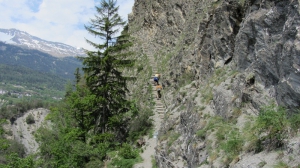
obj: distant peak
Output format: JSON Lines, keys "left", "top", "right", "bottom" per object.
{"left": 0, "top": 28, "right": 86, "bottom": 58}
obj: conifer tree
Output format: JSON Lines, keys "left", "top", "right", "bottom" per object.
{"left": 80, "top": 0, "right": 134, "bottom": 140}
{"left": 74, "top": 67, "right": 81, "bottom": 84}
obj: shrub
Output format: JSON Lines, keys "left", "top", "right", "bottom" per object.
{"left": 128, "top": 108, "right": 152, "bottom": 142}
{"left": 85, "top": 160, "right": 104, "bottom": 168}
{"left": 221, "top": 129, "right": 243, "bottom": 155}
{"left": 110, "top": 158, "right": 136, "bottom": 168}
{"left": 196, "top": 129, "right": 206, "bottom": 140}
{"left": 255, "top": 104, "right": 288, "bottom": 150}
{"left": 5, "top": 153, "right": 35, "bottom": 168}
{"left": 25, "top": 114, "right": 35, "bottom": 124}
{"left": 289, "top": 112, "right": 300, "bottom": 132}
{"left": 119, "top": 143, "right": 138, "bottom": 159}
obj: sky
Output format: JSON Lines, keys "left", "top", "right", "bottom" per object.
{"left": 0, "top": 0, "right": 135, "bottom": 50}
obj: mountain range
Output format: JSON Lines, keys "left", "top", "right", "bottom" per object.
{"left": 0, "top": 28, "right": 84, "bottom": 80}
{"left": 0, "top": 28, "right": 85, "bottom": 58}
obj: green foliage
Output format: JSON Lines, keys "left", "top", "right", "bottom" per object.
{"left": 0, "top": 153, "right": 34, "bottom": 168}
{"left": 0, "top": 119, "right": 33, "bottom": 167}
{"left": 258, "top": 161, "right": 267, "bottom": 168}
{"left": 0, "top": 99, "right": 48, "bottom": 120}
{"left": 196, "top": 116, "right": 243, "bottom": 165}
{"left": 109, "top": 158, "right": 137, "bottom": 168}
{"left": 178, "top": 72, "right": 194, "bottom": 87}
{"left": 128, "top": 106, "right": 153, "bottom": 142}
{"left": 35, "top": 1, "right": 143, "bottom": 167}
{"left": 107, "top": 145, "right": 141, "bottom": 168}
{"left": 85, "top": 160, "right": 104, "bottom": 168}
{"left": 196, "top": 129, "right": 206, "bottom": 140}
{"left": 289, "top": 112, "right": 300, "bottom": 132}
{"left": 25, "top": 114, "right": 35, "bottom": 124}
{"left": 167, "top": 133, "right": 180, "bottom": 147}
{"left": 36, "top": 102, "right": 116, "bottom": 167}
{"left": 242, "top": 104, "right": 295, "bottom": 153}
{"left": 119, "top": 143, "right": 138, "bottom": 159}
{"left": 255, "top": 104, "right": 288, "bottom": 150}
{"left": 0, "top": 64, "right": 68, "bottom": 91}
{"left": 80, "top": 0, "right": 134, "bottom": 137}
{"left": 151, "top": 156, "right": 158, "bottom": 168}
{"left": 136, "top": 64, "right": 144, "bottom": 73}
{"left": 200, "top": 86, "right": 213, "bottom": 104}
{"left": 274, "top": 161, "right": 289, "bottom": 168}
{"left": 0, "top": 120, "right": 10, "bottom": 152}
{"left": 237, "top": 0, "right": 246, "bottom": 6}
{"left": 220, "top": 129, "right": 243, "bottom": 155}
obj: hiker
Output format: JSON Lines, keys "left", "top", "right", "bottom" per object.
{"left": 153, "top": 73, "right": 160, "bottom": 85}
{"left": 155, "top": 83, "right": 163, "bottom": 100}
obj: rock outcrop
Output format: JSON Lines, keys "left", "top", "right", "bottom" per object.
{"left": 129, "top": 0, "right": 300, "bottom": 167}
{"left": 4, "top": 108, "right": 49, "bottom": 154}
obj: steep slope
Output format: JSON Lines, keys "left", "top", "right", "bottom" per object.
{"left": 129, "top": 0, "right": 300, "bottom": 167}
{"left": 0, "top": 28, "right": 85, "bottom": 58}
{"left": 134, "top": 48, "right": 166, "bottom": 168}
{"left": 3, "top": 108, "right": 50, "bottom": 154}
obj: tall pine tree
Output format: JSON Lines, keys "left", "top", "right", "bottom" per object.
{"left": 81, "top": 0, "right": 134, "bottom": 141}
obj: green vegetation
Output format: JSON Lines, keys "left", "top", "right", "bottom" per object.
{"left": 0, "top": 64, "right": 66, "bottom": 108}
{"left": 0, "top": 119, "right": 35, "bottom": 167}
{"left": 178, "top": 72, "right": 194, "bottom": 87}
{"left": 0, "top": 42, "right": 82, "bottom": 79}
{"left": 220, "top": 128, "right": 243, "bottom": 165}
{"left": 0, "top": 64, "right": 68, "bottom": 91}
{"left": 195, "top": 102, "right": 300, "bottom": 166}
{"left": 258, "top": 161, "right": 267, "bottom": 168}
{"left": 237, "top": 0, "right": 246, "bottom": 6}
{"left": 151, "top": 156, "right": 158, "bottom": 168}
{"left": 289, "top": 111, "right": 300, "bottom": 131}
{"left": 274, "top": 161, "right": 289, "bottom": 168}
{"left": 25, "top": 114, "right": 35, "bottom": 124}
{"left": 0, "top": 99, "right": 50, "bottom": 120}
{"left": 249, "top": 104, "right": 289, "bottom": 151}
{"left": 26, "top": 0, "right": 153, "bottom": 167}
{"left": 200, "top": 67, "right": 238, "bottom": 104}
{"left": 204, "top": 117, "right": 243, "bottom": 166}
{"left": 167, "top": 133, "right": 180, "bottom": 147}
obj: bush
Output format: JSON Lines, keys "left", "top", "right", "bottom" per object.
{"left": 255, "top": 104, "right": 288, "bottom": 150}
{"left": 85, "top": 160, "right": 104, "bottom": 168}
{"left": 221, "top": 129, "right": 243, "bottom": 155}
{"left": 196, "top": 129, "right": 206, "bottom": 140}
{"left": 128, "top": 108, "right": 152, "bottom": 142}
{"left": 289, "top": 112, "right": 300, "bottom": 132}
{"left": 110, "top": 158, "right": 136, "bottom": 168}
{"left": 119, "top": 143, "right": 138, "bottom": 159}
{"left": 25, "top": 114, "right": 35, "bottom": 124}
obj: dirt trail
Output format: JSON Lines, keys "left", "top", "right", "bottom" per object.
{"left": 134, "top": 55, "right": 166, "bottom": 168}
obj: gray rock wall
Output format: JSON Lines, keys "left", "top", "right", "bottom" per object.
{"left": 129, "top": 0, "right": 300, "bottom": 167}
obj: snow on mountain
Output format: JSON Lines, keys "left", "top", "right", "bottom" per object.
{"left": 0, "top": 28, "right": 85, "bottom": 58}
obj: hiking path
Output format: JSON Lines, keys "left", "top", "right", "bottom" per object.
{"left": 133, "top": 54, "right": 166, "bottom": 168}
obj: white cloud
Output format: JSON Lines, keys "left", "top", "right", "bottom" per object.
{"left": 0, "top": 0, "right": 135, "bottom": 50}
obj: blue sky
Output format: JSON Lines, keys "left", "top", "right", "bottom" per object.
{"left": 0, "top": 0, "right": 135, "bottom": 50}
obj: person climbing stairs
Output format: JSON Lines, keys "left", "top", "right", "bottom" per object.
{"left": 133, "top": 56, "right": 166, "bottom": 168}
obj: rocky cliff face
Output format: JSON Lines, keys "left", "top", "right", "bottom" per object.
{"left": 129, "top": 0, "right": 300, "bottom": 167}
